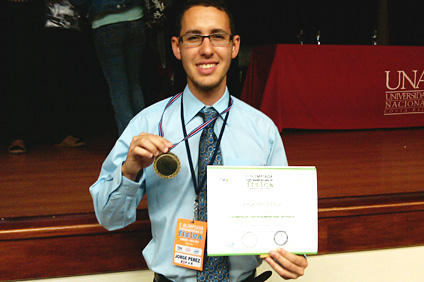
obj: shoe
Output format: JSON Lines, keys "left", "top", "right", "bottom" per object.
{"left": 8, "top": 139, "right": 27, "bottom": 154}
{"left": 56, "top": 135, "right": 86, "bottom": 148}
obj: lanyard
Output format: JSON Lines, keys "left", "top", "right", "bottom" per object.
{"left": 158, "top": 92, "right": 231, "bottom": 151}
{"left": 180, "top": 95, "right": 232, "bottom": 196}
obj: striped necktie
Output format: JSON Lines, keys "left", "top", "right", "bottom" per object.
{"left": 197, "top": 107, "right": 230, "bottom": 282}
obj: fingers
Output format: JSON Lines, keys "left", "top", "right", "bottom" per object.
{"left": 130, "top": 133, "right": 173, "bottom": 158}
{"left": 264, "top": 248, "right": 308, "bottom": 280}
{"left": 122, "top": 133, "right": 173, "bottom": 180}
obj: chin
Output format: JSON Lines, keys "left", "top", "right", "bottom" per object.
{"left": 198, "top": 83, "right": 219, "bottom": 91}
{"left": 192, "top": 78, "right": 225, "bottom": 92}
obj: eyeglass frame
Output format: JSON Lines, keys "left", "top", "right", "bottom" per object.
{"left": 179, "top": 32, "right": 234, "bottom": 47}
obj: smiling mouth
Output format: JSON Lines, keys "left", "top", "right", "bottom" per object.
{"left": 198, "top": 63, "right": 217, "bottom": 69}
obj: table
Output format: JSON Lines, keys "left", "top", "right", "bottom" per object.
{"left": 241, "top": 44, "right": 424, "bottom": 130}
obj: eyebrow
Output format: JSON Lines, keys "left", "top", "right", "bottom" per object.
{"left": 183, "top": 28, "right": 229, "bottom": 35}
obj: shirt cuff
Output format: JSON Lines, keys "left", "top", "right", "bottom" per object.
{"left": 114, "top": 163, "right": 143, "bottom": 197}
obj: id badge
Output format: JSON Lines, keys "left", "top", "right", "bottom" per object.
{"left": 173, "top": 218, "right": 207, "bottom": 271}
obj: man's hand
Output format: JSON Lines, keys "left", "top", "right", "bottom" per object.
{"left": 122, "top": 133, "right": 173, "bottom": 181}
{"left": 264, "top": 248, "right": 308, "bottom": 280}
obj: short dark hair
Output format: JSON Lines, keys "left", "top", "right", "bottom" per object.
{"left": 175, "top": 0, "right": 236, "bottom": 36}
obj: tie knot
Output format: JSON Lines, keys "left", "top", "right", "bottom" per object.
{"left": 200, "top": 107, "right": 218, "bottom": 122}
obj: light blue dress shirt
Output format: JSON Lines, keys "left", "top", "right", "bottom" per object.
{"left": 90, "top": 86, "right": 288, "bottom": 282}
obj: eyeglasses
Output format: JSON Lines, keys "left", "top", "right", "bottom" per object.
{"left": 179, "top": 32, "right": 233, "bottom": 47}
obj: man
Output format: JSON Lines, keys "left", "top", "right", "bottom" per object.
{"left": 90, "top": 0, "right": 308, "bottom": 281}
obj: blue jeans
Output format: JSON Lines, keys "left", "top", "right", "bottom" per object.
{"left": 93, "top": 18, "right": 147, "bottom": 135}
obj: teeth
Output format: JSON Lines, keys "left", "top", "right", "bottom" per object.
{"left": 199, "top": 64, "right": 216, "bottom": 69}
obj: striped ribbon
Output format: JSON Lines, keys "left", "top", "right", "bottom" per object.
{"left": 158, "top": 92, "right": 233, "bottom": 149}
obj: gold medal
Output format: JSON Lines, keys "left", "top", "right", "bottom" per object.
{"left": 153, "top": 152, "right": 181, "bottom": 179}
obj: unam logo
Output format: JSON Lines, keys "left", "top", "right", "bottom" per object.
{"left": 384, "top": 70, "right": 424, "bottom": 115}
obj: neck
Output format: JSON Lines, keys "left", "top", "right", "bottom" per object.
{"left": 187, "top": 83, "right": 227, "bottom": 106}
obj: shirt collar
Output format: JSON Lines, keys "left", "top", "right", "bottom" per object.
{"left": 182, "top": 86, "right": 231, "bottom": 125}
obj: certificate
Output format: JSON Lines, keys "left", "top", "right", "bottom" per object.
{"left": 207, "top": 166, "right": 318, "bottom": 256}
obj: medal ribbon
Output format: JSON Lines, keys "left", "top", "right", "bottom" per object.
{"left": 158, "top": 92, "right": 183, "bottom": 138}
{"left": 158, "top": 92, "right": 233, "bottom": 150}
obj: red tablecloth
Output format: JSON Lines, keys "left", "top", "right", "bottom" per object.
{"left": 241, "top": 44, "right": 424, "bottom": 130}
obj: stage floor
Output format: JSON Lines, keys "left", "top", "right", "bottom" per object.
{"left": 1, "top": 127, "right": 424, "bottom": 219}
{"left": 1, "top": 136, "right": 117, "bottom": 219}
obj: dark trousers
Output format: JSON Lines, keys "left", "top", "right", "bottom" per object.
{"left": 154, "top": 270, "right": 256, "bottom": 282}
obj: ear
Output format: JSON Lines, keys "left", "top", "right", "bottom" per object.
{"left": 171, "top": 36, "right": 182, "bottom": 60}
{"left": 231, "top": 35, "right": 241, "bottom": 59}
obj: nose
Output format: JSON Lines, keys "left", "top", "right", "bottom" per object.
{"left": 199, "top": 37, "right": 214, "bottom": 57}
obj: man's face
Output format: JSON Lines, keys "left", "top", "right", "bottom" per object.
{"left": 172, "top": 6, "right": 240, "bottom": 97}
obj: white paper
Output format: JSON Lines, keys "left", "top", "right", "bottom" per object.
{"left": 207, "top": 166, "right": 318, "bottom": 256}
